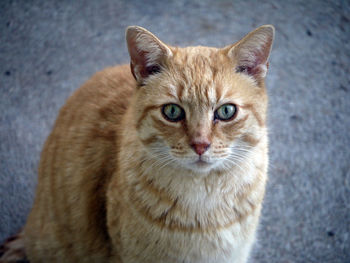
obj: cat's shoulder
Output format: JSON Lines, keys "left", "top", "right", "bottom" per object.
{"left": 78, "top": 64, "right": 135, "bottom": 97}
{"left": 51, "top": 64, "right": 135, "bottom": 139}
{"left": 61, "top": 64, "right": 135, "bottom": 116}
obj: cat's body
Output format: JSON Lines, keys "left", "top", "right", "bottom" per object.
{"left": 23, "top": 26, "right": 274, "bottom": 263}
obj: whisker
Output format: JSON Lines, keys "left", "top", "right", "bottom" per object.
{"left": 171, "top": 151, "right": 186, "bottom": 155}
{"left": 158, "top": 158, "right": 175, "bottom": 170}
{"left": 224, "top": 158, "right": 245, "bottom": 174}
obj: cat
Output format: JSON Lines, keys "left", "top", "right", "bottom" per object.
{"left": 20, "top": 25, "right": 274, "bottom": 263}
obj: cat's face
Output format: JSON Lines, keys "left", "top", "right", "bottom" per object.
{"left": 134, "top": 47, "right": 267, "bottom": 174}
{"left": 126, "top": 26, "right": 274, "bottom": 174}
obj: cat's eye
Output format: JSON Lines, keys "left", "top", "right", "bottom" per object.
{"left": 162, "top": 104, "right": 185, "bottom": 122}
{"left": 215, "top": 104, "right": 237, "bottom": 121}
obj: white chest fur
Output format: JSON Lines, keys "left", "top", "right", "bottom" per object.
{"left": 118, "top": 205, "right": 260, "bottom": 263}
{"left": 112, "top": 139, "right": 267, "bottom": 263}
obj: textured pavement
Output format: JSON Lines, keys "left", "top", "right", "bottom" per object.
{"left": 1, "top": 0, "right": 350, "bottom": 262}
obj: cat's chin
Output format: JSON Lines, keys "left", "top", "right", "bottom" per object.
{"left": 181, "top": 158, "right": 218, "bottom": 174}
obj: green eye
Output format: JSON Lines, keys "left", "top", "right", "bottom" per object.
{"left": 215, "top": 104, "right": 237, "bottom": 121}
{"left": 162, "top": 104, "right": 185, "bottom": 122}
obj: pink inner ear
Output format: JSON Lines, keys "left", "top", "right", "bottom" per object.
{"left": 130, "top": 46, "right": 161, "bottom": 79}
{"left": 127, "top": 34, "right": 151, "bottom": 80}
{"left": 236, "top": 45, "right": 269, "bottom": 77}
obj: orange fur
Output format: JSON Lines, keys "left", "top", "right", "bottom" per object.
{"left": 24, "top": 25, "right": 274, "bottom": 263}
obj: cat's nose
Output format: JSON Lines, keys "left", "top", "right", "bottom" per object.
{"left": 190, "top": 142, "right": 211, "bottom": 156}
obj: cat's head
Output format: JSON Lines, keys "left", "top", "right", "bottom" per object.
{"left": 126, "top": 25, "right": 274, "bottom": 174}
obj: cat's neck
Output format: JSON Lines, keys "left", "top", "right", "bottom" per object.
{"left": 116, "top": 147, "right": 265, "bottom": 232}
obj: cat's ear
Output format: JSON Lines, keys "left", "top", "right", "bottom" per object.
{"left": 228, "top": 25, "right": 275, "bottom": 80}
{"left": 126, "top": 26, "right": 173, "bottom": 83}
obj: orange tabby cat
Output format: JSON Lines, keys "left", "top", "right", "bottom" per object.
{"left": 23, "top": 25, "right": 274, "bottom": 263}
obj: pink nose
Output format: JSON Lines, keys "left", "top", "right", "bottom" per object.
{"left": 191, "top": 142, "right": 211, "bottom": 156}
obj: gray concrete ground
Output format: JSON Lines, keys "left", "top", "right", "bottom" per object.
{"left": 1, "top": 0, "right": 349, "bottom": 262}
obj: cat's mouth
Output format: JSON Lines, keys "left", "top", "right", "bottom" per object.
{"left": 195, "top": 159, "right": 210, "bottom": 165}
{"left": 193, "top": 157, "right": 212, "bottom": 168}
{"left": 176, "top": 155, "right": 216, "bottom": 172}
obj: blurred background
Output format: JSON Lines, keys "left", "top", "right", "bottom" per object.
{"left": 1, "top": 0, "right": 349, "bottom": 262}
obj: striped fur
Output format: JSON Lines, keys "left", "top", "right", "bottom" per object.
{"left": 23, "top": 25, "right": 274, "bottom": 263}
